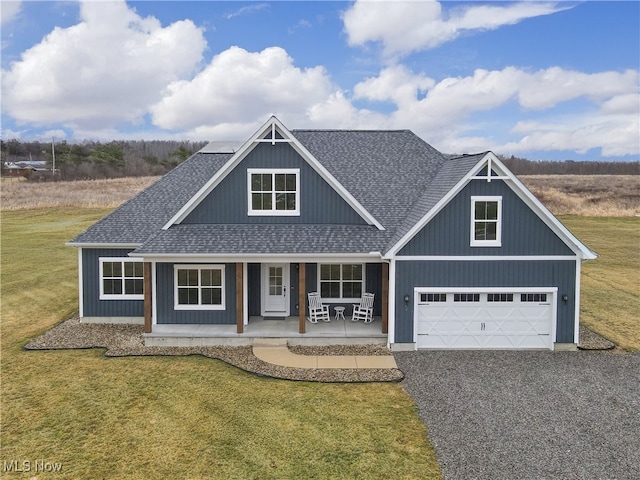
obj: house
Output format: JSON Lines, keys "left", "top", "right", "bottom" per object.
{"left": 68, "top": 116, "right": 596, "bottom": 350}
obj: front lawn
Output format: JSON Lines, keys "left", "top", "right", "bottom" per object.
{"left": 0, "top": 208, "right": 441, "bottom": 479}
{"left": 561, "top": 216, "right": 640, "bottom": 351}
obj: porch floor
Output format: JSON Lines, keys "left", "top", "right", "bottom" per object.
{"left": 144, "top": 316, "right": 387, "bottom": 347}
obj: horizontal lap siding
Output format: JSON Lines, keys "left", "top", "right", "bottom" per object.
{"left": 156, "top": 263, "right": 236, "bottom": 324}
{"left": 399, "top": 179, "right": 574, "bottom": 256}
{"left": 183, "top": 142, "right": 366, "bottom": 225}
{"left": 394, "top": 260, "right": 576, "bottom": 343}
{"left": 82, "top": 248, "right": 144, "bottom": 317}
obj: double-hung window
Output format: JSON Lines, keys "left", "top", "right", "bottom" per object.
{"left": 99, "top": 258, "right": 144, "bottom": 300}
{"left": 319, "top": 264, "right": 364, "bottom": 301}
{"left": 471, "top": 196, "right": 502, "bottom": 247}
{"left": 248, "top": 168, "right": 300, "bottom": 215}
{"left": 174, "top": 265, "right": 225, "bottom": 310}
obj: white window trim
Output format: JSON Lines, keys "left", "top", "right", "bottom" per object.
{"left": 174, "top": 264, "right": 226, "bottom": 311}
{"left": 470, "top": 196, "right": 502, "bottom": 247}
{"left": 99, "top": 257, "right": 144, "bottom": 300}
{"left": 247, "top": 168, "right": 300, "bottom": 216}
{"left": 318, "top": 263, "right": 366, "bottom": 303}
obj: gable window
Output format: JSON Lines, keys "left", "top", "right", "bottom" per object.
{"left": 99, "top": 258, "right": 144, "bottom": 300}
{"left": 319, "top": 264, "right": 364, "bottom": 301}
{"left": 471, "top": 196, "right": 502, "bottom": 247}
{"left": 248, "top": 169, "right": 300, "bottom": 216}
{"left": 174, "top": 265, "right": 225, "bottom": 310}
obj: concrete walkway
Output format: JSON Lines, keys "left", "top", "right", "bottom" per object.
{"left": 252, "top": 338, "right": 398, "bottom": 369}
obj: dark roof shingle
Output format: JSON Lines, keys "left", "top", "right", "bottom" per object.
{"left": 70, "top": 129, "right": 484, "bottom": 255}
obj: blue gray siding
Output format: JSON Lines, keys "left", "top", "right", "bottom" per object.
{"left": 183, "top": 142, "right": 366, "bottom": 225}
{"left": 155, "top": 263, "right": 236, "bottom": 324}
{"left": 394, "top": 260, "right": 577, "bottom": 344}
{"left": 399, "top": 179, "right": 575, "bottom": 256}
{"left": 81, "top": 248, "right": 144, "bottom": 317}
{"left": 246, "top": 262, "right": 383, "bottom": 317}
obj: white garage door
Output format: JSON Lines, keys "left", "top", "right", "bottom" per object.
{"left": 416, "top": 290, "right": 555, "bottom": 350}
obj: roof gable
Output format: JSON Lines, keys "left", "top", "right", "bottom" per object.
{"left": 164, "top": 116, "right": 384, "bottom": 230}
{"left": 180, "top": 141, "right": 368, "bottom": 225}
{"left": 386, "top": 152, "right": 597, "bottom": 259}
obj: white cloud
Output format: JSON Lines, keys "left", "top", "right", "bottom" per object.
{"left": 1, "top": 0, "right": 206, "bottom": 130}
{"left": 351, "top": 65, "right": 640, "bottom": 156}
{"left": 342, "top": 0, "right": 567, "bottom": 58}
{"left": 1, "top": 1, "right": 21, "bottom": 25}
{"left": 502, "top": 112, "right": 640, "bottom": 157}
{"left": 150, "top": 46, "right": 336, "bottom": 133}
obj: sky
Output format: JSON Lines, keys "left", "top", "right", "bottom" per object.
{"left": 1, "top": 0, "right": 638, "bottom": 161}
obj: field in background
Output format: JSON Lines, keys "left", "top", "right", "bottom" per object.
{"left": 2, "top": 174, "right": 639, "bottom": 215}
{"left": 0, "top": 176, "right": 159, "bottom": 210}
{"left": 521, "top": 175, "right": 640, "bottom": 217}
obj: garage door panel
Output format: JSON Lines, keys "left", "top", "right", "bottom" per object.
{"left": 416, "top": 291, "right": 554, "bottom": 350}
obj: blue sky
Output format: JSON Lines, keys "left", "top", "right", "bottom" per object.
{"left": 1, "top": 1, "right": 638, "bottom": 161}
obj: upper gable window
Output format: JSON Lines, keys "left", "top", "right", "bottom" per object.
{"left": 471, "top": 196, "right": 502, "bottom": 247}
{"left": 247, "top": 168, "right": 300, "bottom": 216}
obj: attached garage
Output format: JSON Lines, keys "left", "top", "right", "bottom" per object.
{"left": 415, "top": 288, "right": 557, "bottom": 350}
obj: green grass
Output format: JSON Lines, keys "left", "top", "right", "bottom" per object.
{"left": 561, "top": 216, "right": 640, "bottom": 351}
{"left": 1, "top": 208, "right": 441, "bottom": 479}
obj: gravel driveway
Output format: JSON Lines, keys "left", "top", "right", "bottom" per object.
{"left": 395, "top": 350, "right": 640, "bottom": 480}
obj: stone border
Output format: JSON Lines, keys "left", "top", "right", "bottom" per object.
{"left": 23, "top": 317, "right": 404, "bottom": 383}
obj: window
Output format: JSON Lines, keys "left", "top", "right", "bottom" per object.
{"left": 487, "top": 293, "right": 513, "bottom": 302}
{"left": 99, "top": 258, "right": 144, "bottom": 300}
{"left": 248, "top": 169, "right": 300, "bottom": 215}
{"left": 454, "top": 293, "right": 480, "bottom": 302}
{"left": 319, "top": 264, "right": 364, "bottom": 300}
{"left": 471, "top": 196, "right": 502, "bottom": 247}
{"left": 174, "top": 265, "right": 225, "bottom": 310}
{"left": 420, "top": 293, "right": 447, "bottom": 303}
{"left": 521, "top": 293, "right": 548, "bottom": 303}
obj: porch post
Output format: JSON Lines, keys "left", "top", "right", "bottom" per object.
{"left": 236, "top": 263, "right": 243, "bottom": 334}
{"left": 382, "top": 262, "right": 389, "bottom": 334}
{"left": 299, "top": 263, "right": 306, "bottom": 334}
{"left": 143, "top": 262, "right": 152, "bottom": 334}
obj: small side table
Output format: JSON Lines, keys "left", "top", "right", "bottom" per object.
{"left": 334, "top": 306, "right": 346, "bottom": 321}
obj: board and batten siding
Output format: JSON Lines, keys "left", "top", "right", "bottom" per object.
{"left": 393, "top": 260, "right": 577, "bottom": 344}
{"left": 81, "top": 248, "right": 144, "bottom": 317}
{"left": 246, "top": 263, "right": 383, "bottom": 317}
{"left": 182, "top": 142, "right": 366, "bottom": 225}
{"left": 399, "top": 179, "right": 575, "bottom": 256}
{"left": 155, "top": 263, "right": 236, "bottom": 324}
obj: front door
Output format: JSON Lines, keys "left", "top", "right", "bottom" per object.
{"left": 262, "top": 263, "right": 289, "bottom": 316}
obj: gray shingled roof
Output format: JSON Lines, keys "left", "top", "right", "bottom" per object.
{"left": 134, "top": 224, "right": 390, "bottom": 255}
{"left": 292, "top": 130, "right": 448, "bottom": 232}
{"left": 70, "top": 129, "right": 485, "bottom": 256}
{"left": 71, "top": 152, "right": 233, "bottom": 245}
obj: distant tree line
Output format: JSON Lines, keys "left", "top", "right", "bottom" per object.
{"left": 1, "top": 139, "right": 638, "bottom": 180}
{"left": 499, "top": 155, "right": 639, "bottom": 175}
{"left": 1, "top": 139, "right": 207, "bottom": 180}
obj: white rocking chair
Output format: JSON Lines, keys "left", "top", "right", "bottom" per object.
{"left": 351, "top": 293, "right": 375, "bottom": 323}
{"left": 308, "top": 292, "right": 330, "bottom": 323}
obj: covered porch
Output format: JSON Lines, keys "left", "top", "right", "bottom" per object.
{"left": 142, "top": 259, "right": 390, "bottom": 342}
{"left": 144, "top": 315, "right": 387, "bottom": 347}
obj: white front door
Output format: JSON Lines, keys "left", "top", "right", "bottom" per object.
{"left": 262, "top": 263, "right": 289, "bottom": 316}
